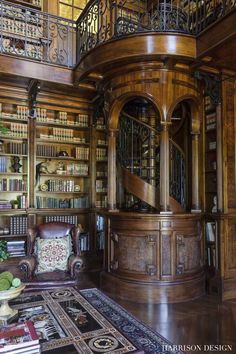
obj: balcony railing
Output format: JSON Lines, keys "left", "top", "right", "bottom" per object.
{"left": 0, "top": 0, "right": 235, "bottom": 67}
{"left": 77, "top": 0, "right": 236, "bottom": 61}
{"left": 0, "top": 0, "right": 76, "bottom": 67}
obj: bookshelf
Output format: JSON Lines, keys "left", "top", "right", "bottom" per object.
{"left": 0, "top": 100, "right": 29, "bottom": 265}
{"left": 204, "top": 95, "right": 220, "bottom": 294}
{"left": 1, "top": 1, "right": 46, "bottom": 61}
{"left": 205, "top": 95, "right": 217, "bottom": 213}
{"left": 95, "top": 117, "right": 108, "bottom": 209}
{"left": 35, "top": 108, "right": 90, "bottom": 210}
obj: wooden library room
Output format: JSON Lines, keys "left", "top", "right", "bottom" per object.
{"left": 0, "top": 0, "right": 235, "bottom": 353}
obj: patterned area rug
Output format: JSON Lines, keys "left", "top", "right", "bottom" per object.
{"left": 9, "top": 287, "right": 184, "bottom": 354}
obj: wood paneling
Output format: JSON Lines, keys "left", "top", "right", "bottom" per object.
{"left": 75, "top": 33, "right": 196, "bottom": 83}
{"left": 101, "top": 212, "right": 205, "bottom": 303}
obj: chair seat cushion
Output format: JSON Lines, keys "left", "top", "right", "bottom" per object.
{"left": 35, "top": 236, "right": 72, "bottom": 274}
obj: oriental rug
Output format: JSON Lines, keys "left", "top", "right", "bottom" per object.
{"left": 10, "top": 287, "right": 184, "bottom": 354}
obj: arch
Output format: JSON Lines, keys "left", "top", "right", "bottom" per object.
{"left": 108, "top": 91, "right": 163, "bottom": 130}
{"left": 167, "top": 94, "right": 202, "bottom": 134}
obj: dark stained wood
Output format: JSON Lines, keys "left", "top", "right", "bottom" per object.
{"left": 100, "top": 212, "right": 205, "bottom": 303}
{"left": 0, "top": 55, "right": 73, "bottom": 85}
{"left": 70, "top": 272, "right": 236, "bottom": 354}
{"left": 75, "top": 33, "right": 197, "bottom": 83}
{"left": 196, "top": 10, "right": 236, "bottom": 72}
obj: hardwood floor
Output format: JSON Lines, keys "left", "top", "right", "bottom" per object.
{"left": 78, "top": 273, "right": 236, "bottom": 354}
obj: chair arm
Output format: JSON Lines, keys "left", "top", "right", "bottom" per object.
{"left": 68, "top": 254, "right": 84, "bottom": 279}
{"left": 19, "top": 256, "right": 37, "bottom": 280}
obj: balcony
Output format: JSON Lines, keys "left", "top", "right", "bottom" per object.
{"left": 0, "top": 0, "right": 235, "bottom": 74}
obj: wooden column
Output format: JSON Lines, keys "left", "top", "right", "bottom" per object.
{"left": 160, "top": 122, "right": 171, "bottom": 213}
{"left": 27, "top": 116, "right": 36, "bottom": 208}
{"left": 108, "top": 129, "right": 118, "bottom": 211}
{"left": 191, "top": 133, "right": 201, "bottom": 212}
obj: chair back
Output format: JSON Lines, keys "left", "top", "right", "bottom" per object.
{"left": 36, "top": 222, "right": 74, "bottom": 239}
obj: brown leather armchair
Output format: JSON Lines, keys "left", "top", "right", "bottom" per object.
{"left": 19, "top": 222, "right": 84, "bottom": 290}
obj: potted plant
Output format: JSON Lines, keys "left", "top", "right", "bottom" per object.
{"left": 11, "top": 200, "right": 19, "bottom": 209}
{"left": 0, "top": 241, "right": 9, "bottom": 262}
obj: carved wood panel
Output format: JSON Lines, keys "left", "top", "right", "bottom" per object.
{"left": 112, "top": 232, "right": 157, "bottom": 275}
{"left": 176, "top": 233, "right": 201, "bottom": 275}
{"left": 227, "top": 222, "right": 236, "bottom": 273}
{"left": 161, "top": 233, "right": 172, "bottom": 276}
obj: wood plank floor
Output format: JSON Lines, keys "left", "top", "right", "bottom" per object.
{"left": 78, "top": 273, "right": 236, "bottom": 354}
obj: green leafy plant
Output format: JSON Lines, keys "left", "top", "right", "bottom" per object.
{"left": 0, "top": 241, "right": 9, "bottom": 262}
{"left": 0, "top": 120, "right": 9, "bottom": 134}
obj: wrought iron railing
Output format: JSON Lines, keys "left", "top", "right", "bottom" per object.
{"left": 0, "top": 0, "right": 76, "bottom": 67}
{"left": 0, "top": 0, "right": 235, "bottom": 66}
{"left": 118, "top": 112, "right": 186, "bottom": 208}
{"left": 77, "top": 0, "right": 236, "bottom": 61}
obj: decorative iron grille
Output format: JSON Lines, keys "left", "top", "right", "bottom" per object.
{"left": 118, "top": 111, "right": 186, "bottom": 209}
{"left": 77, "top": 0, "right": 236, "bottom": 61}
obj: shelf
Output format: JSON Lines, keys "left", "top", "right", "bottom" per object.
{"left": 0, "top": 116, "right": 28, "bottom": 123}
{"left": 35, "top": 208, "right": 90, "bottom": 214}
{"left": 36, "top": 121, "right": 89, "bottom": 130}
{"left": 36, "top": 191, "right": 88, "bottom": 194}
{"left": 39, "top": 173, "right": 90, "bottom": 178}
{"left": 0, "top": 209, "right": 27, "bottom": 214}
{"left": 37, "top": 156, "right": 89, "bottom": 162}
{"left": 0, "top": 172, "right": 27, "bottom": 176}
{"left": 0, "top": 153, "right": 27, "bottom": 157}
{"left": 0, "top": 191, "right": 27, "bottom": 193}
{"left": 37, "top": 139, "right": 89, "bottom": 146}
{"left": 0, "top": 136, "right": 27, "bottom": 141}
{"left": 205, "top": 170, "right": 217, "bottom": 174}
{"left": 0, "top": 234, "right": 27, "bottom": 238}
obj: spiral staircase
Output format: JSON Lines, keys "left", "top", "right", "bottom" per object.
{"left": 117, "top": 112, "right": 186, "bottom": 212}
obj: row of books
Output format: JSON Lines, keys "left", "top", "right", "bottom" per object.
{"left": 10, "top": 216, "right": 28, "bottom": 235}
{"left": 0, "top": 320, "right": 40, "bottom": 354}
{"left": 45, "top": 215, "right": 78, "bottom": 225}
{"left": 75, "top": 147, "right": 89, "bottom": 160}
{"left": 0, "top": 200, "right": 12, "bottom": 209}
{"left": 0, "top": 106, "right": 28, "bottom": 121}
{"left": 96, "top": 148, "right": 107, "bottom": 161}
{"left": 0, "top": 179, "right": 27, "bottom": 192}
{"left": 206, "top": 222, "right": 216, "bottom": 242}
{"left": 44, "top": 179, "right": 78, "bottom": 193}
{"left": 7, "top": 239, "right": 26, "bottom": 257}
{"left": 208, "top": 141, "right": 216, "bottom": 150}
{"left": 3, "top": 123, "right": 27, "bottom": 138}
{"left": 36, "top": 111, "right": 89, "bottom": 127}
{"left": 39, "top": 132, "right": 86, "bottom": 143}
{"left": 4, "top": 142, "right": 28, "bottom": 155}
{"left": 95, "top": 180, "right": 107, "bottom": 192}
{"left": 79, "top": 232, "right": 89, "bottom": 251}
{"left": 0, "top": 157, "right": 7, "bottom": 172}
{"left": 36, "top": 196, "right": 89, "bottom": 209}
{"left": 63, "top": 163, "right": 89, "bottom": 176}
{"left": 95, "top": 196, "right": 108, "bottom": 209}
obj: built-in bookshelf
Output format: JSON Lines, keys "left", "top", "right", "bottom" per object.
{"left": 0, "top": 92, "right": 107, "bottom": 273}
{"left": 204, "top": 95, "right": 220, "bottom": 294}
{"left": 1, "top": 1, "right": 44, "bottom": 60}
{"left": 205, "top": 95, "right": 217, "bottom": 213}
{"left": 35, "top": 108, "right": 90, "bottom": 210}
{"left": 96, "top": 117, "right": 108, "bottom": 209}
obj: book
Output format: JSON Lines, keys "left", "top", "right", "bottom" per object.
{"left": 206, "top": 222, "right": 216, "bottom": 242}
{"left": 0, "top": 321, "right": 39, "bottom": 353}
